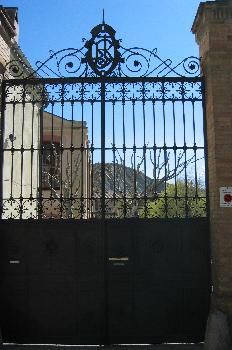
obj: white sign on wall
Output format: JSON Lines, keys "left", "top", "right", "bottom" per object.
{"left": 220, "top": 187, "right": 232, "bottom": 207}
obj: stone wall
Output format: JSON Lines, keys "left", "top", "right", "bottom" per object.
{"left": 0, "top": 6, "right": 18, "bottom": 75}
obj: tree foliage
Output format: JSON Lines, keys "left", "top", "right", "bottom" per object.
{"left": 139, "top": 179, "right": 206, "bottom": 218}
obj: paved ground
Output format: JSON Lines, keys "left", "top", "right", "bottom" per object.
{"left": 2, "top": 345, "right": 204, "bottom": 350}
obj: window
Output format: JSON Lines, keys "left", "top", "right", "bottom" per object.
{"left": 42, "top": 142, "right": 60, "bottom": 190}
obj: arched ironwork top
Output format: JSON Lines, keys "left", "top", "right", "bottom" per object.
{"left": 4, "top": 21, "right": 201, "bottom": 79}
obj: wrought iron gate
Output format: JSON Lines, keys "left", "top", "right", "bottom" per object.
{"left": 0, "top": 20, "right": 210, "bottom": 344}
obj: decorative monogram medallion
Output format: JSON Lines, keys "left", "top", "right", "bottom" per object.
{"left": 83, "top": 23, "right": 123, "bottom": 76}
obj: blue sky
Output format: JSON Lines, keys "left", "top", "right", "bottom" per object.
{"left": 4, "top": 0, "right": 203, "bottom": 67}
{"left": 4, "top": 0, "right": 206, "bottom": 183}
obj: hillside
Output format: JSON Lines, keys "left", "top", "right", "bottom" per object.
{"left": 93, "top": 163, "right": 164, "bottom": 196}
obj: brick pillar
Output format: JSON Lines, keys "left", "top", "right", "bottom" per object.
{"left": 192, "top": 0, "right": 232, "bottom": 346}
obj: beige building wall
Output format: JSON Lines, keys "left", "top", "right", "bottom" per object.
{"left": 2, "top": 89, "right": 40, "bottom": 218}
{"left": 0, "top": 7, "right": 41, "bottom": 219}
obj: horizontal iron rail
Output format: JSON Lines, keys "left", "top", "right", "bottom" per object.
{"left": 2, "top": 195, "right": 207, "bottom": 203}
{"left": 2, "top": 146, "right": 205, "bottom": 151}
{"left": 4, "top": 98, "right": 204, "bottom": 105}
{"left": 4, "top": 76, "right": 204, "bottom": 86}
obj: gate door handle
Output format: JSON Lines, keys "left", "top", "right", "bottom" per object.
{"left": 108, "top": 257, "right": 129, "bottom": 261}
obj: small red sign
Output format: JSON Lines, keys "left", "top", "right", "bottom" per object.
{"left": 224, "top": 194, "right": 232, "bottom": 203}
{"left": 220, "top": 187, "right": 232, "bottom": 207}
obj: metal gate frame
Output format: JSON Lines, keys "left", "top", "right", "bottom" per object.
{"left": 0, "top": 19, "right": 211, "bottom": 345}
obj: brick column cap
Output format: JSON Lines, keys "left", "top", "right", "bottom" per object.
{"left": 192, "top": 0, "right": 232, "bottom": 36}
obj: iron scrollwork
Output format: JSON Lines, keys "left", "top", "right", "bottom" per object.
{"left": 119, "top": 47, "right": 200, "bottom": 77}
{"left": 4, "top": 21, "right": 201, "bottom": 78}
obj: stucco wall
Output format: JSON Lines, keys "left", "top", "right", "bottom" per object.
{"left": 2, "top": 85, "right": 40, "bottom": 218}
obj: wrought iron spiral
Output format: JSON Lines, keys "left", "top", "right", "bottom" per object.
{"left": 4, "top": 22, "right": 201, "bottom": 79}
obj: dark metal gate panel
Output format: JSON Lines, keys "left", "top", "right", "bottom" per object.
{"left": 0, "top": 218, "right": 210, "bottom": 344}
{"left": 107, "top": 218, "right": 210, "bottom": 344}
{"left": 0, "top": 220, "right": 105, "bottom": 344}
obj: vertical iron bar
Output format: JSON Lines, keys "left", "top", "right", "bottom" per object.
{"left": 20, "top": 83, "right": 26, "bottom": 219}
{"left": 152, "top": 100, "right": 157, "bottom": 198}
{"left": 0, "top": 81, "right": 6, "bottom": 219}
{"left": 60, "top": 84, "right": 64, "bottom": 218}
{"left": 172, "top": 100, "right": 178, "bottom": 217}
{"left": 91, "top": 101, "right": 94, "bottom": 218}
{"left": 86, "top": 141, "right": 90, "bottom": 219}
{"left": 70, "top": 99, "right": 74, "bottom": 217}
{"left": 201, "top": 78, "right": 210, "bottom": 218}
{"left": 192, "top": 99, "right": 198, "bottom": 213}
{"left": 50, "top": 102, "right": 54, "bottom": 202}
{"left": 30, "top": 101, "right": 35, "bottom": 218}
{"left": 101, "top": 81, "right": 108, "bottom": 345}
{"left": 182, "top": 83, "right": 188, "bottom": 217}
{"left": 132, "top": 100, "right": 136, "bottom": 200}
{"left": 162, "top": 84, "right": 167, "bottom": 218}
{"left": 81, "top": 96, "right": 84, "bottom": 219}
{"left": 101, "top": 82, "right": 106, "bottom": 218}
{"left": 10, "top": 102, "right": 16, "bottom": 204}
{"left": 38, "top": 83, "right": 44, "bottom": 219}
{"left": 142, "top": 87, "right": 147, "bottom": 217}
{"left": 112, "top": 100, "right": 116, "bottom": 216}
{"left": 122, "top": 86, "right": 126, "bottom": 218}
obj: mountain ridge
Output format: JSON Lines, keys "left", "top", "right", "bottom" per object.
{"left": 93, "top": 162, "right": 164, "bottom": 196}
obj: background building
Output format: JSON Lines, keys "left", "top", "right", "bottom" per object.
{"left": 0, "top": 6, "right": 91, "bottom": 219}
{"left": 42, "top": 111, "right": 91, "bottom": 219}
{"left": 0, "top": 6, "right": 40, "bottom": 219}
